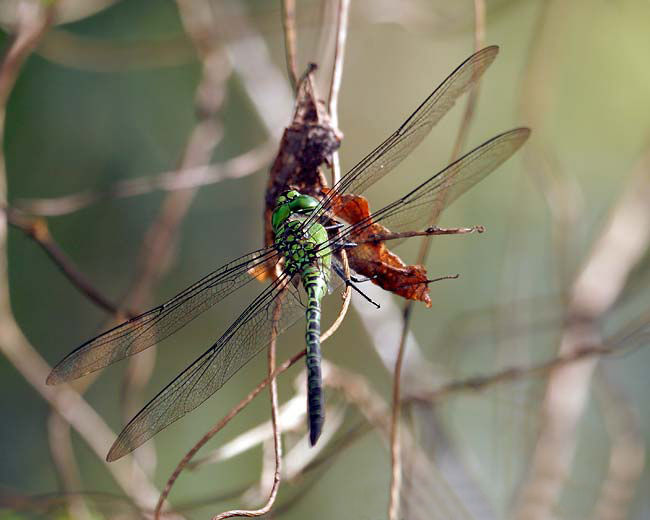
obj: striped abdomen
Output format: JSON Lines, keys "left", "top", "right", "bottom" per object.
{"left": 302, "top": 265, "right": 327, "bottom": 446}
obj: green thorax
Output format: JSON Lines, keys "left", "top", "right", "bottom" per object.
{"left": 271, "top": 190, "right": 331, "bottom": 292}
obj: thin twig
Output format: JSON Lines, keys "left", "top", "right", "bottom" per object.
{"left": 388, "top": 4, "right": 486, "bottom": 517}
{"left": 117, "top": 0, "right": 231, "bottom": 472}
{"left": 360, "top": 224, "right": 484, "bottom": 244}
{"left": 514, "top": 144, "right": 650, "bottom": 518}
{"left": 591, "top": 368, "right": 645, "bottom": 520}
{"left": 153, "top": 292, "right": 351, "bottom": 519}
{"left": 324, "top": 0, "right": 352, "bottom": 338}
{"left": 0, "top": 0, "right": 163, "bottom": 512}
{"left": 414, "top": 345, "right": 624, "bottom": 403}
{"left": 15, "top": 141, "right": 275, "bottom": 217}
{"left": 281, "top": 0, "right": 299, "bottom": 91}
{"left": 5, "top": 209, "right": 134, "bottom": 317}
{"left": 47, "top": 412, "right": 93, "bottom": 520}
{"left": 326, "top": 0, "right": 349, "bottom": 181}
{"left": 211, "top": 293, "right": 285, "bottom": 520}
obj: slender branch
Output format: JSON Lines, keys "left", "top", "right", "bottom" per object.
{"left": 155, "top": 2, "right": 353, "bottom": 515}
{"left": 0, "top": 3, "right": 54, "bottom": 107}
{"left": 414, "top": 345, "right": 621, "bottom": 403}
{"left": 15, "top": 141, "right": 275, "bottom": 217}
{"left": 5, "top": 209, "right": 134, "bottom": 317}
{"left": 388, "top": 4, "right": 486, "bottom": 518}
{"left": 281, "top": 0, "right": 299, "bottom": 91}
{"left": 117, "top": 0, "right": 231, "bottom": 471}
{"left": 360, "top": 224, "right": 484, "bottom": 244}
{"left": 326, "top": 0, "right": 350, "bottom": 182}
{"left": 211, "top": 293, "right": 285, "bottom": 520}
{"left": 514, "top": 143, "right": 650, "bottom": 517}
{"left": 153, "top": 294, "right": 350, "bottom": 519}
{"left": 591, "top": 368, "right": 645, "bottom": 520}
{"left": 323, "top": 0, "right": 352, "bottom": 337}
{"left": 47, "top": 412, "right": 93, "bottom": 520}
{"left": 0, "top": 0, "right": 164, "bottom": 512}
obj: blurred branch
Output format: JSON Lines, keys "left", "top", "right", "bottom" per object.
{"left": 411, "top": 341, "right": 637, "bottom": 404}
{"left": 186, "top": 396, "right": 305, "bottom": 471}
{"left": 0, "top": 3, "right": 54, "bottom": 106}
{"left": 47, "top": 412, "right": 93, "bottom": 520}
{"left": 210, "top": 297, "right": 284, "bottom": 520}
{"left": 212, "top": 1, "right": 294, "bottom": 141}
{"left": 0, "top": 250, "right": 163, "bottom": 511}
{"left": 591, "top": 368, "right": 645, "bottom": 520}
{"left": 0, "top": 0, "right": 122, "bottom": 27}
{"left": 514, "top": 145, "right": 650, "bottom": 519}
{"left": 15, "top": 141, "right": 275, "bottom": 217}
{"left": 325, "top": 362, "right": 475, "bottom": 520}
{"left": 0, "top": 0, "right": 167, "bottom": 513}
{"left": 517, "top": 0, "right": 579, "bottom": 286}
{"left": 389, "top": 3, "right": 486, "bottom": 518}
{"left": 281, "top": 0, "right": 298, "bottom": 91}
{"left": 326, "top": 0, "right": 349, "bottom": 184}
{"left": 115, "top": 0, "right": 232, "bottom": 477}
{"left": 36, "top": 28, "right": 196, "bottom": 72}
{"left": 154, "top": 292, "right": 351, "bottom": 519}
{"left": 5, "top": 208, "right": 134, "bottom": 316}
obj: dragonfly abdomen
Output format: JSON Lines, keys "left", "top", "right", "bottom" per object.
{"left": 302, "top": 265, "right": 327, "bottom": 445}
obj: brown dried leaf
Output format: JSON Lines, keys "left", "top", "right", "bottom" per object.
{"left": 322, "top": 188, "right": 432, "bottom": 307}
{"left": 257, "top": 66, "right": 341, "bottom": 282}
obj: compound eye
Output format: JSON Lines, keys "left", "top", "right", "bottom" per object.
{"left": 286, "top": 190, "right": 299, "bottom": 200}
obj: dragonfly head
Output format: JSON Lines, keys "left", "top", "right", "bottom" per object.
{"left": 272, "top": 190, "right": 320, "bottom": 233}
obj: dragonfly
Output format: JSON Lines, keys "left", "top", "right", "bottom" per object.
{"left": 47, "top": 45, "right": 529, "bottom": 461}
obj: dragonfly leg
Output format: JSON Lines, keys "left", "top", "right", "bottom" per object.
{"left": 333, "top": 264, "right": 380, "bottom": 309}
{"left": 324, "top": 222, "right": 345, "bottom": 231}
{"left": 348, "top": 273, "right": 378, "bottom": 284}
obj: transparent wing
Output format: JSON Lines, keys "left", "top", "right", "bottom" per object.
{"left": 325, "top": 128, "right": 530, "bottom": 249}
{"left": 324, "top": 46, "right": 499, "bottom": 203}
{"left": 106, "top": 274, "right": 306, "bottom": 461}
{"left": 47, "top": 246, "right": 281, "bottom": 384}
{"left": 377, "top": 128, "right": 530, "bottom": 232}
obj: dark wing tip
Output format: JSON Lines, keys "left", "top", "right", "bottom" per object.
{"left": 46, "top": 367, "right": 64, "bottom": 385}
{"left": 47, "top": 359, "right": 90, "bottom": 385}
{"left": 106, "top": 439, "right": 127, "bottom": 462}
{"left": 474, "top": 45, "right": 499, "bottom": 63}
{"left": 510, "top": 126, "right": 532, "bottom": 143}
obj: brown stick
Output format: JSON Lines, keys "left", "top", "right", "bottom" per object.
{"left": 5, "top": 209, "right": 134, "bottom": 317}
{"left": 0, "top": 1, "right": 162, "bottom": 513}
{"left": 117, "top": 0, "right": 231, "bottom": 468}
{"left": 15, "top": 141, "right": 275, "bottom": 217}
{"left": 513, "top": 145, "right": 650, "bottom": 518}
{"left": 388, "top": 4, "right": 486, "bottom": 518}
{"left": 211, "top": 292, "right": 285, "bottom": 520}
{"left": 361, "top": 224, "right": 484, "bottom": 244}
{"left": 281, "top": 0, "right": 299, "bottom": 91}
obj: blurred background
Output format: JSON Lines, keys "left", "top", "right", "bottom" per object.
{"left": 1, "top": 0, "right": 650, "bottom": 519}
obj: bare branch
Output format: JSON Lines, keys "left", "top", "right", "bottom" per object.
{"left": 0, "top": 0, "right": 167, "bottom": 513}
{"left": 389, "top": 3, "right": 486, "bottom": 517}
{"left": 281, "top": 0, "right": 299, "bottom": 91}
{"left": 514, "top": 146, "right": 650, "bottom": 518}
{"left": 154, "top": 288, "right": 352, "bottom": 518}
{"left": 211, "top": 297, "right": 284, "bottom": 520}
{"left": 15, "top": 141, "right": 275, "bottom": 217}
{"left": 5, "top": 209, "right": 134, "bottom": 316}
{"left": 115, "top": 0, "right": 232, "bottom": 472}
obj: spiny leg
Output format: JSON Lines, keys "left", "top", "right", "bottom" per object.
{"left": 333, "top": 264, "right": 380, "bottom": 309}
